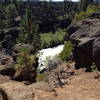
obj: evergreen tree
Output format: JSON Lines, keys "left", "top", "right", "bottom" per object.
{"left": 64, "top": 0, "right": 68, "bottom": 11}
{"left": 80, "top": 0, "right": 94, "bottom": 11}
{"left": 18, "top": 6, "right": 40, "bottom": 52}
{"left": 95, "top": 0, "right": 100, "bottom": 10}
{"left": 5, "top": 4, "right": 17, "bottom": 28}
{"left": 0, "top": 4, "right": 5, "bottom": 29}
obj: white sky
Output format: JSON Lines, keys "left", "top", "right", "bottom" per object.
{"left": 54, "top": 0, "right": 79, "bottom": 1}
{"left": 40, "top": 0, "right": 79, "bottom": 2}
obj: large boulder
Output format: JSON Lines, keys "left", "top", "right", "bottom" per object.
{"left": 0, "top": 53, "right": 15, "bottom": 77}
{"left": 93, "top": 37, "right": 100, "bottom": 71}
{"left": 68, "top": 18, "right": 100, "bottom": 71}
{"left": 0, "top": 88, "right": 8, "bottom": 100}
{"left": 90, "top": 12, "right": 100, "bottom": 18}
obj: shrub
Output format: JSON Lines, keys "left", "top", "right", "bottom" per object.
{"left": 73, "top": 6, "right": 96, "bottom": 23}
{"left": 36, "top": 73, "right": 48, "bottom": 82}
{"left": 40, "top": 29, "right": 65, "bottom": 48}
{"left": 59, "top": 41, "right": 73, "bottom": 61}
{"left": 17, "top": 7, "right": 40, "bottom": 51}
{"left": 15, "top": 48, "right": 37, "bottom": 70}
{"left": 5, "top": 4, "right": 17, "bottom": 28}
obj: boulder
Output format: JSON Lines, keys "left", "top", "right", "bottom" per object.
{"left": 69, "top": 18, "right": 100, "bottom": 71}
{"left": 47, "top": 63, "right": 75, "bottom": 88}
{"left": 93, "top": 37, "right": 100, "bottom": 71}
{"left": 67, "top": 23, "right": 81, "bottom": 37}
{"left": 0, "top": 88, "right": 8, "bottom": 100}
{"left": 0, "top": 53, "right": 15, "bottom": 77}
{"left": 90, "top": 12, "right": 100, "bottom": 18}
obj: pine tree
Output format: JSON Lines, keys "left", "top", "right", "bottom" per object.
{"left": 80, "top": 0, "right": 94, "bottom": 11}
{"left": 5, "top": 4, "right": 17, "bottom": 28}
{"left": 18, "top": 6, "right": 40, "bottom": 52}
{"left": 0, "top": 4, "right": 5, "bottom": 29}
{"left": 64, "top": 0, "right": 68, "bottom": 11}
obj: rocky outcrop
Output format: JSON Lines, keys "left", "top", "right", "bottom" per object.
{"left": 0, "top": 53, "right": 15, "bottom": 77}
{"left": 93, "top": 37, "right": 100, "bottom": 71}
{"left": 0, "top": 88, "right": 8, "bottom": 100}
{"left": 47, "top": 63, "right": 75, "bottom": 88}
{"left": 90, "top": 12, "right": 100, "bottom": 18}
{"left": 0, "top": 69, "right": 100, "bottom": 100}
{"left": 68, "top": 18, "right": 100, "bottom": 71}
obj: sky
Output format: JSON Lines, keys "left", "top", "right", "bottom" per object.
{"left": 54, "top": 0, "right": 79, "bottom": 1}
{"left": 40, "top": 0, "right": 79, "bottom": 2}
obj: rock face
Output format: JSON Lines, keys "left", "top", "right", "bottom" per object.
{"left": 68, "top": 18, "right": 100, "bottom": 71}
{"left": 47, "top": 63, "right": 75, "bottom": 88}
{"left": 0, "top": 53, "right": 15, "bottom": 77}
{"left": 0, "top": 88, "right": 8, "bottom": 100}
{"left": 93, "top": 37, "right": 100, "bottom": 71}
{"left": 0, "top": 69, "right": 100, "bottom": 100}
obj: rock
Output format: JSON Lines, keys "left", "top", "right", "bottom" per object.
{"left": 67, "top": 23, "right": 81, "bottom": 36}
{"left": 93, "top": 37, "right": 100, "bottom": 71}
{"left": 0, "top": 69, "right": 100, "bottom": 100}
{"left": 59, "top": 17, "right": 72, "bottom": 29}
{"left": 0, "top": 53, "right": 15, "bottom": 77}
{"left": 0, "top": 75, "right": 11, "bottom": 84}
{"left": 47, "top": 63, "right": 75, "bottom": 88}
{"left": 0, "top": 88, "right": 8, "bottom": 100}
{"left": 69, "top": 18, "right": 100, "bottom": 71}
{"left": 29, "top": 82, "right": 54, "bottom": 92}
{"left": 90, "top": 12, "right": 100, "bottom": 18}
{"left": 0, "top": 53, "right": 14, "bottom": 66}
{"left": 0, "top": 65, "right": 15, "bottom": 78}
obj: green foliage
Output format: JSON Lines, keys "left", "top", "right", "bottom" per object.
{"left": 74, "top": 3, "right": 100, "bottom": 23}
{"left": 0, "top": 4, "right": 5, "bottom": 29}
{"left": 40, "top": 29, "right": 65, "bottom": 48}
{"left": 18, "top": 48, "right": 31, "bottom": 54}
{"left": 91, "top": 62, "right": 97, "bottom": 71}
{"left": 73, "top": 7, "right": 95, "bottom": 23}
{"left": 80, "top": 0, "right": 89, "bottom": 11}
{"left": 17, "top": 6, "right": 40, "bottom": 51}
{"left": 5, "top": 4, "right": 17, "bottom": 28}
{"left": 15, "top": 48, "right": 38, "bottom": 82}
{"left": 15, "top": 48, "right": 38, "bottom": 72}
{"left": 88, "top": 4, "right": 100, "bottom": 11}
{"left": 59, "top": 41, "right": 73, "bottom": 61}
{"left": 36, "top": 73, "right": 48, "bottom": 82}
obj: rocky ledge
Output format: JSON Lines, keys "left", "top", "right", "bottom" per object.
{"left": 67, "top": 17, "right": 100, "bottom": 71}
